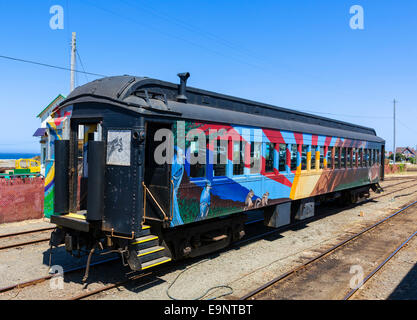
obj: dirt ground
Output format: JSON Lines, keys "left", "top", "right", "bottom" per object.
{"left": 1, "top": 172, "right": 417, "bottom": 300}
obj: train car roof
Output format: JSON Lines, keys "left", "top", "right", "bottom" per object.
{"left": 59, "top": 75, "right": 385, "bottom": 143}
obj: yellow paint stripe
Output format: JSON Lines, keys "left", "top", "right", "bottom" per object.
{"left": 142, "top": 258, "right": 172, "bottom": 270}
{"left": 45, "top": 163, "right": 55, "bottom": 187}
{"left": 138, "top": 247, "right": 164, "bottom": 257}
{"left": 290, "top": 166, "right": 302, "bottom": 200}
{"left": 131, "top": 236, "right": 158, "bottom": 245}
{"left": 66, "top": 213, "right": 87, "bottom": 220}
{"left": 142, "top": 225, "right": 150, "bottom": 230}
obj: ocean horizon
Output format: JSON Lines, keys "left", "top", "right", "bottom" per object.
{"left": 0, "top": 153, "right": 40, "bottom": 159}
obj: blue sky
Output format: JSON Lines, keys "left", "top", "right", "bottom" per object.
{"left": 0, "top": 0, "right": 416, "bottom": 153}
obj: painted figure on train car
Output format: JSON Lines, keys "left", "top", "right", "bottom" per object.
{"left": 171, "top": 147, "right": 185, "bottom": 226}
{"left": 197, "top": 181, "right": 211, "bottom": 221}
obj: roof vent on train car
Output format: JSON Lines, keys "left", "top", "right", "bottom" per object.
{"left": 176, "top": 72, "right": 190, "bottom": 103}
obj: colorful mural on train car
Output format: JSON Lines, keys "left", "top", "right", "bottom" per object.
{"left": 170, "top": 121, "right": 382, "bottom": 227}
{"left": 43, "top": 106, "right": 72, "bottom": 218}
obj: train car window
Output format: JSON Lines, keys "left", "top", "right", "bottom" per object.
{"left": 327, "top": 147, "right": 334, "bottom": 169}
{"left": 233, "top": 140, "right": 244, "bottom": 175}
{"left": 265, "top": 143, "right": 275, "bottom": 173}
{"left": 213, "top": 138, "right": 227, "bottom": 177}
{"left": 376, "top": 150, "right": 380, "bottom": 164}
{"left": 363, "top": 149, "right": 366, "bottom": 167}
{"left": 357, "top": 149, "right": 360, "bottom": 167}
{"left": 359, "top": 148, "right": 363, "bottom": 167}
{"left": 335, "top": 147, "right": 340, "bottom": 168}
{"left": 369, "top": 149, "right": 372, "bottom": 166}
{"left": 279, "top": 144, "right": 286, "bottom": 172}
{"left": 291, "top": 144, "right": 298, "bottom": 171}
{"left": 347, "top": 148, "right": 351, "bottom": 168}
{"left": 365, "top": 149, "right": 369, "bottom": 167}
{"left": 368, "top": 149, "right": 371, "bottom": 166}
{"left": 19, "top": 160, "right": 28, "bottom": 168}
{"left": 352, "top": 148, "right": 357, "bottom": 167}
{"left": 311, "top": 146, "right": 317, "bottom": 170}
{"left": 341, "top": 148, "right": 346, "bottom": 168}
{"left": 369, "top": 149, "right": 372, "bottom": 165}
{"left": 373, "top": 149, "right": 376, "bottom": 165}
{"left": 320, "top": 146, "right": 325, "bottom": 169}
{"left": 189, "top": 140, "right": 206, "bottom": 178}
{"left": 301, "top": 145, "right": 308, "bottom": 170}
{"left": 250, "top": 142, "right": 262, "bottom": 174}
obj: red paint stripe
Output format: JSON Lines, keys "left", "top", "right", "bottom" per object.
{"left": 244, "top": 142, "right": 251, "bottom": 168}
{"left": 325, "top": 136, "right": 332, "bottom": 146}
{"left": 263, "top": 129, "right": 285, "bottom": 144}
{"left": 286, "top": 147, "right": 291, "bottom": 167}
{"left": 270, "top": 170, "right": 293, "bottom": 187}
{"left": 312, "top": 135, "right": 318, "bottom": 146}
{"left": 293, "top": 132, "right": 303, "bottom": 145}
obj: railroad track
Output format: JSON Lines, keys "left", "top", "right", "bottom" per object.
{"left": 343, "top": 229, "right": 417, "bottom": 300}
{"left": 0, "top": 227, "right": 54, "bottom": 251}
{"left": 68, "top": 188, "right": 417, "bottom": 300}
{"left": 372, "top": 180, "right": 417, "bottom": 201}
{"left": 0, "top": 227, "right": 54, "bottom": 239}
{"left": 2, "top": 177, "right": 417, "bottom": 300}
{"left": 240, "top": 199, "right": 417, "bottom": 300}
{"left": 0, "top": 256, "right": 120, "bottom": 295}
{"left": 383, "top": 176, "right": 417, "bottom": 182}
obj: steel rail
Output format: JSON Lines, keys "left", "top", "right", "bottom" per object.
{"left": 0, "top": 257, "right": 119, "bottom": 294}
{"left": 238, "top": 182, "right": 417, "bottom": 247}
{"left": 68, "top": 271, "right": 153, "bottom": 300}
{"left": 2, "top": 178, "right": 416, "bottom": 299}
{"left": 370, "top": 181, "right": 417, "bottom": 201}
{"left": 69, "top": 182, "right": 417, "bottom": 300}
{"left": 0, "top": 238, "right": 50, "bottom": 251}
{"left": 240, "top": 199, "right": 417, "bottom": 300}
{"left": 343, "top": 229, "right": 417, "bottom": 300}
{"left": 0, "top": 227, "right": 54, "bottom": 239}
{"left": 74, "top": 192, "right": 417, "bottom": 301}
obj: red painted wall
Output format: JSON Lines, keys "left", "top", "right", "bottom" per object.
{"left": 0, "top": 177, "right": 45, "bottom": 224}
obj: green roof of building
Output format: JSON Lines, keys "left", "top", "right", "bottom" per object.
{"left": 37, "top": 94, "right": 66, "bottom": 118}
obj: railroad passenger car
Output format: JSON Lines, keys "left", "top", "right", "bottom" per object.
{"left": 46, "top": 73, "right": 385, "bottom": 276}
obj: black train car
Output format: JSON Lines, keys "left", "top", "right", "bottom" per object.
{"left": 48, "top": 73, "right": 385, "bottom": 276}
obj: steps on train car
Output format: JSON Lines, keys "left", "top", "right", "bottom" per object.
{"left": 371, "top": 183, "right": 384, "bottom": 194}
{"left": 127, "top": 225, "right": 171, "bottom": 271}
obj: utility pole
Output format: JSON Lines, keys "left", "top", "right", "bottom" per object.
{"left": 70, "top": 32, "right": 76, "bottom": 92}
{"left": 393, "top": 99, "right": 397, "bottom": 165}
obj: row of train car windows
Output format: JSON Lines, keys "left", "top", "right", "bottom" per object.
{"left": 189, "top": 140, "right": 381, "bottom": 178}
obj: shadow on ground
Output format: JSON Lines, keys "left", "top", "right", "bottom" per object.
{"left": 388, "top": 261, "right": 417, "bottom": 300}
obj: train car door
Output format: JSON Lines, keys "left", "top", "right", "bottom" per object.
{"left": 68, "top": 121, "right": 102, "bottom": 213}
{"left": 381, "top": 145, "right": 385, "bottom": 180}
{"left": 144, "top": 122, "right": 172, "bottom": 222}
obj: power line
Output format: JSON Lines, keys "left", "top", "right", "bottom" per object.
{"left": 81, "top": 0, "right": 266, "bottom": 72}
{"left": 0, "top": 54, "right": 402, "bottom": 124}
{"left": 76, "top": 49, "right": 89, "bottom": 83}
{"left": 121, "top": 0, "right": 266, "bottom": 64}
{"left": 289, "top": 108, "right": 392, "bottom": 120}
{"left": 397, "top": 118, "right": 417, "bottom": 135}
{"left": 0, "top": 54, "right": 107, "bottom": 78}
